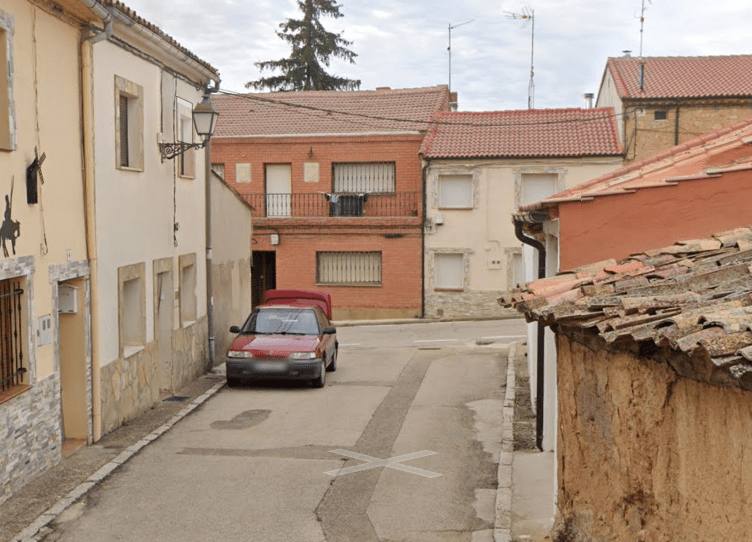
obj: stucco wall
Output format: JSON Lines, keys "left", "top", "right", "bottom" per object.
{"left": 556, "top": 334, "right": 752, "bottom": 542}
{"left": 557, "top": 171, "right": 752, "bottom": 271}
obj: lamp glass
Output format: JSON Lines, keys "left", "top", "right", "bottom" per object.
{"left": 192, "top": 95, "right": 219, "bottom": 138}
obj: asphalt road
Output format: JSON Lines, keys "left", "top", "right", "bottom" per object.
{"left": 40, "top": 319, "right": 526, "bottom": 542}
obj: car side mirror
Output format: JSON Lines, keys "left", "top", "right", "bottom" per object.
{"left": 322, "top": 326, "right": 336, "bottom": 335}
{"left": 230, "top": 325, "right": 241, "bottom": 334}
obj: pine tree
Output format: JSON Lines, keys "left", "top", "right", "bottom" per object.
{"left": 247, "top": 0, "right": 360, "bottom": 92}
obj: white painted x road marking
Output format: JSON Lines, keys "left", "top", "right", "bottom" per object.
{"left": 325, "top": 449, "right": 442, "bottom": 478}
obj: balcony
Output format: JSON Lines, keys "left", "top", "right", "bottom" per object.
{"left": 241, "top": 192, "right": 422, "bottom": 219}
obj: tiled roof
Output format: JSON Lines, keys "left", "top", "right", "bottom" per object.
{"left": 522, "top": 116, "right": 752, "bottom": 211}
{"left": 420, "top": 108, "right": 623, "bottom": 159}
{"left": 500, "top": 228, "right": 752, "bottom": 390}
{"left": 213, "top": 86, "right": 450, "bottom": 138}
{"left": 606, "top": 55, "right": 752, "bottom": 100}
{"left": 102, "top": 1, "right": 219, "bottom": 77}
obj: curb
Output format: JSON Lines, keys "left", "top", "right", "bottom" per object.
{"left": 11, "top": 381, "right": 227, "bottom": 542}
{"left": 495, "top": 342, "right": 516, "bottom": 542}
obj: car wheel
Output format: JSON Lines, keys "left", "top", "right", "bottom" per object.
{"left": 327, "top": 344, "right": 338, "bottom": 372}
{"left": 312, "top": 358, "right": 326, "bottom": 388}
{"left": 226, "top": 377, "right": 240, "bottom": 388}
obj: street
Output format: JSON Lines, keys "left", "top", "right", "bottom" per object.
{"left": 39, "top": 319, "right": 525, "bottom": 542}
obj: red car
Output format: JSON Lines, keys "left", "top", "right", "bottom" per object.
{"left": 226, "top": 290, "right": 338, "bottom": 388}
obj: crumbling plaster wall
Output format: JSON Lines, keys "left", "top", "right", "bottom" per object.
{"left": 556, "top": 333, "right": 752, "bottom": 542}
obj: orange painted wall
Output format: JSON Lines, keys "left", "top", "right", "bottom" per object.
{"left": 558, "top": 171, "right": 752, "bottom": 270}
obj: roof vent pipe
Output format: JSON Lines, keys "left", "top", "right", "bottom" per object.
{"left": 639, "top": 63, "right": 645, "bottom": 91}
{"left": 583, "top": 93, "right": 594, "bottom": 109}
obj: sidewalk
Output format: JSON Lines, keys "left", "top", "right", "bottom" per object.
{"left": 0, "top": 331, "right": 555, "bottom": 542}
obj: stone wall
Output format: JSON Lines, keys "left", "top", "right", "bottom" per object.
{"left": 0, "top": 375, "right": 62, "bottom": 506}
{"left": 424, "top": 289, "right": 519, "bottom": 320}
{"left": 555, "top": 334, "right": 752, "bottom": 542}
{"left": 99, "top": 316, "right": 207, "bottom": 436}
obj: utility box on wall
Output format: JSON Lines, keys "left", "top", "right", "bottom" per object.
{"left": 59, "top": 284, "right": 78, "bottom": 314}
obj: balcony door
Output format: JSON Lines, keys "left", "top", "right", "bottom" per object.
{"left": 265, "top": 164, "right": 291, "bottom": 217}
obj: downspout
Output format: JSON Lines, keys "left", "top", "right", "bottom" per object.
{"left": 204, "top": 83, "right": 220, "bottom": 370}
{"left": 420, "top": 157, "right": 430, "bottom": 319}
{"left": 674, "top": 99, "right": 681, "bottom": 146}
{"left": 514, "top": 218, "right": 546, "bottom": 451}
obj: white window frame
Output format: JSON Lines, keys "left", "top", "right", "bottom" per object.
{"left": 434, "top": 252, "right": 466, "bottom": 291}
{"left": 114, "top": 76, "right": 144, "bottom": 171}
{"left": 333, "top": 162, "right": 395, "bottom": 194}
{"left": 0, "top": 13, "right": 15, "bottom": 151}
{"left": 316, "top": 252, "right": 382, "bottom": 286}
{"left": 177, "top": 97, "right": 195, "bottom": 179}
{"left": 438, "top": 174, "right": 473, "bottom": 209}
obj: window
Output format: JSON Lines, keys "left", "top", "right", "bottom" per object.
{"left": 521, "top": 173, "right": 558, "bottom": 206}
{"left": 435, "top": 253, "right": 464, "bottom": 290}
{"left": 115, "top": 76, "right": 144, "bottom": 170}
{"left": 119, "top": 263, "right": 145, "bottom": 357}
{"left": 439, "top": 174, "right": 473, "bottom": 209}
{"left": 0, "top": 278, "right": 26, "bottom": 393}
{"left": 317, "top": 252, "right": 381, "bottom": 286}
{"left": 333, "top": 162, "right": 395, "bottom": 193}
{"left": 0, "top": 19, "right": 14, "bottom": 151}
{"left": 177, "top": 98, "right": 195, "bottom": 178}
{"left": 236, "top": 163, "right": 251, "bottom": 183}
{"left": 179, "top": 254, "right": 197, "bottom": 325}
{"left": 654, "top": 110, "right": 668, "bottom": 121}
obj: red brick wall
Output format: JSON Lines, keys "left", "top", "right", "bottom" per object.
{"left": 212, "top": 134, "right": 425, "bottom": 317}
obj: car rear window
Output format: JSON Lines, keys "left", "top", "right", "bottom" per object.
{"left": 245, "top": 308, "right": 320, "bottom": 335}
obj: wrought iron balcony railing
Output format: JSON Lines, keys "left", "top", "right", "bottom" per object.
{"left": 241, "top": 192, "right": 422, "bottom": 219}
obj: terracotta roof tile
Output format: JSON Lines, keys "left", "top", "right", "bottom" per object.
{"left": 500, "top": 228, "right": 752, "bottom": 391}
{"left": 420, "top": 108, "right": 623, "bottom": 158}
{"left": 213, "top": 86, "right": 450, "bottom": 138}
{"left": 607, "top": 55, "right": 752, "bottom": 100}
{"left": 523, "top": 116, "right": 752, "bottom": 210}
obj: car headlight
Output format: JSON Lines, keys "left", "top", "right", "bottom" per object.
{"left": 228, "top": 350, "right": 253, "bottom": 359}
{"left": 288, "top": 352, "right": 317, "bottom": 360}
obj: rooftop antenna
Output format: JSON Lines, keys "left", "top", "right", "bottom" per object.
{"left": 638, "top": 0, "right": 651, "bottom": 56}
{"left": 505, "top": 7, "right": 535, "bottom": 109}
{"left": 448, "top": 20, "right": 474, "bottom": 97}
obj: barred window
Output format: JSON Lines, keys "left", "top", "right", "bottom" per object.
{"left": 0, "top": 278, "right": 26, "bottom": 392}
{"left": 333, "top": 162, "right": 395, "bottom": 193}
{"left": 317, "top": 252, "right": 382, "bottom": 286}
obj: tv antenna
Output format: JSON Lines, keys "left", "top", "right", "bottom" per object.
{"left": 448, "top": 20, "right": 474, "bottom": 96}
{"left": 637, "top": 0, "right": 651, "bottom": 56}
{"left": 505, "top": 6, "right": 535, "bottom": 109}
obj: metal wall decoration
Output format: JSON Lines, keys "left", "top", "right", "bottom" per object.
{"left": 25, "top": 147, "right": 45, "bottom": 204}
{"left": 0, "top": 176, "right": 20, "bottom": 257}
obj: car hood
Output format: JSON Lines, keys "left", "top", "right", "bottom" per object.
{"left": 229, "top": 334, "right": 320, "bottom": 355}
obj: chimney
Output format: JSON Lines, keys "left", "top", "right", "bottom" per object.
{"left": 622, "top": 50, "right": 632, "bottom": 57}
{"left": 450, "top": 91, "right": 458, "bottom": 112}
{"left": 375, "top": 87, "right": 391, "bottom": 91}
{"left": 583, "top": 93, "right": 594, "bottom": 109}
{"left": 639, "top": 63, "right": 645, "bottom": 91}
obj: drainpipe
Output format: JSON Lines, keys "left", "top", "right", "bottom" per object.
{"left": 674, "top": 99, "right": 681, "bottom": 146}
{"left": 514, "top": 218, "right": 546, "bottom": 451}
{"left": 420, "top": 157, "right": 430, "bottom": 319}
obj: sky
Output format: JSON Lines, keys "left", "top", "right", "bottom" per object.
{"left": 123, "top": 0, "right": 752, "bottom": 112}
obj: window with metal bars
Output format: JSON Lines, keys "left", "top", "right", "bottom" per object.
{"left": 0, "top": 278, "right": 25, "bottom": 392}
{"left": 316, "top": 252, "right": 382, "bottom": 286}
{"left": 332, "top": 162, "right": 395, "bottom": 194}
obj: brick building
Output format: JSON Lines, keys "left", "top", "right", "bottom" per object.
{"left": 211, "top": 87, "right": 451, "bottom": 319}
{"left": 596, "top": 54, "right": 752, "bottom": 162}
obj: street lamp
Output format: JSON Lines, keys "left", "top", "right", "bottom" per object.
{"left": 160, "top": 94, "right": 219, "bottom": 161}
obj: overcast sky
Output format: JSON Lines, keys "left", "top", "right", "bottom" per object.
{"left": 123, "top": 0, "right": 752, "bottom": 112}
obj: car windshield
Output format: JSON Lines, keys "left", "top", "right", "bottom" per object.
{"left": 245, "top": 308, "right": 320, "bottom": 335}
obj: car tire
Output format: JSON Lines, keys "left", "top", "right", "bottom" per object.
{"left": 312, "top": 358, "right": 326, "bottom": 388}
{"left": 327, "top": 344, "right": 338, "bottom": 372}
{"left": 226, "top": 377, "right": 240, "bottom": 388}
